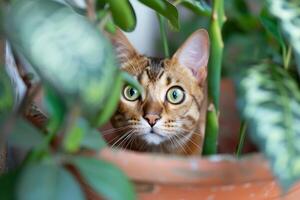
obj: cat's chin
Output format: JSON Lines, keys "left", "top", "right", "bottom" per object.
{"left": 141, "top": 133, "right": 166, "bottom": 145}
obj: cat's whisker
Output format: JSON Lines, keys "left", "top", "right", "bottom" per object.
{"left": 177, "top": 134, "right": 194, "bottom": 153}
{"left": 169, "top": 135, "right": 178, "bottom": 150}
{"left": 115, "top": 130, "right": 134, "bottom": 150}
{"left": 106, "top": 133, "right": 124, "bottom": 145}
{"left": 101, "top": 126, "right": 130, "bottom": 136}
{"left": 180, "top": 127, "right": 203, "bottom": 135}
{"left": 138, "top": 137, "right": 147, "bottom": 151}
{"left": 102, "top": 126, "right": 129, "bottom": 133}
{"left": 177, "top": 132, "right": 203, "bottom": 150}
{"left": 171, "top": 134, "right": 187, "bottom": 154}
{"left": 110, "top": 130, "right": 133, "bottom": 149}
{"left": 124, "top": 131, "right": 138, "bottom": 150}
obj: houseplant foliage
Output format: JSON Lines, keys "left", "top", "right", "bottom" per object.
{"left": 1, "top": 0, "right": 300, "bottom": 199}
{"left": 236, "top": 0, "right": 300, "bottom": 191}
{"left": 237, "top": 63, "right": 300, "bottom": 190}
{"left": 0, "top": 0, "right": 210, "bottom": 199}
{"left": 1, "top": 0, "right": 136, "bottom": 199}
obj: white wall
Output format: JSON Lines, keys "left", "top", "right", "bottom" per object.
{"left": 70, "top": 0, "right": 159, "bottom": 56}
{"left": 125, "top": 0, "right": 159, "bottom": 56}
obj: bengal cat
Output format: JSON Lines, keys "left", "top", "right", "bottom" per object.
{"left": 107, "top": 29, "right": 210, "bottom": 155}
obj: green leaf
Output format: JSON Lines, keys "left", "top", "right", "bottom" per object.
{"left": 138, "top": 0, "right": 179, "bottom": 30}
{"left": 96, "top": 0, "right": 107, "bottom": 11}
{"left": 44, "top": 87, "right": 66, "bottom": 134}
{"left": 0, "top": 67, "right": 14, "bottom": 113}
{"left": 72, "top": 156, "right": 135, "bottom": 200}
{"left": 5, "top": 0, "right": 118, "bottom": 118}
{"left": 8, "top": 119, "right": 45, "bottom": 150}
{"left": 95, "top": 72, "right": 122, "bottom": 126}
{"left": 236, "top": 63, "right": 300, "bottom": 190}
{"left": 0, "top": 170, "right": 19, "bottom": 200}
{"left": 260, "top": 9, "right": 285, "bottom": 48}
{"left": 266, "top": 0, "right": 300, "bottom": 74}
{"left": 64, "top": 118, "right": 106, "bottom": 152}
{"left": 81, "top": 128, "right": 106, "bottom": 151}
{"left": 107, "top": 0, "right": 136, "bottom": 32}
{"left": 63, "top": 118, "right": 86, "bottom": 153}
{"left": 179, "top": 0, "right": 211, "bottom": 16}
{"left": 0, "top": 7, "right": 3, "bottom": 35}
{"left": 105, "top": 18, "right": 117, "bottom": 34}
{"left": 17, "top": 163, "right": 84, "bottom": 200}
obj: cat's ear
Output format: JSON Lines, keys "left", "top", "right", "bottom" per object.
{"left": 172, "top": 29, "right": 210, "bottom": 85}
{"left": 108, "top": 29, "right": 139, "bottom": 64}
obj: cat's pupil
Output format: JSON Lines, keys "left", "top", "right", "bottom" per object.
{"left": 130, "top": 88, "right": 136, "bottom": 96}
{"left": 172, "top": 91, "right": 178, "bottom": 99}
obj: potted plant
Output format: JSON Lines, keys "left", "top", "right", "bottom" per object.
{"left": 1, "top": 0, "right": 300, "bottom": 199}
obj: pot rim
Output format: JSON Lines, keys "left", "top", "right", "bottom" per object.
{"left": 98, "top": 148, "right": 274, "bottom": 186}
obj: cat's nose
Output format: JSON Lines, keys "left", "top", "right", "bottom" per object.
{"left": 144, "top": 114, "right": 160, "bottom": 127}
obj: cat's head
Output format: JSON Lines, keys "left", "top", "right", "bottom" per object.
{"left": 109, "top": 29, "right": 209, "bottom": 153}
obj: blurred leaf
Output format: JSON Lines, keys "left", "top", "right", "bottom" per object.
{"left": 72, "top": 156, "right": 135, "bottom": 200}
{"left": 64, "top": 0, "right": 86, "bottom": 14}
{"left": 0, "top": 170, "right": 19, "bottom": 200}
{"left": 107, "top": 0, "right": 136, "bottom": 32}
{"left": 266, "top": 0, "right": 300, "bottom": 74}
{"left": 0, "top": 67, "right": 14, "bottom": 113}
{"left": 0, "top": 1, "right": 4, "bottom": 35}
{"left": 96, "top": 0, "right": 107, "bottom": 11}
{"left": 17, "top": 163, "right": 84, "bottom": 200}
{"left": 8, "top": 119, "right": 45, "bottom": 150}
{"left": 223, "top": 33, "right": 273, "bottom": 75}
{"left": 0, "top": 114, "right": 8, "bottom": 127}
{"left": 44, "top": 87, "right": 66, "bottom": 134}
{"left": 105, "top": 18, "right": 117, "bottom": 34}
{"left": 5, "top": 0, "right": 118, "bottom": 119}
{"left": 63, "top": 118, "right": 86, "bottom": 153}
{"left": 236, "top": 63, "right": 300, "bottom": 190}
{"left": 260, "top": 10, "right": 285, "bottom": 49}
{"left": 64, "top": 118, "right": 106, "bottom": 152}
{"left": 233, "top": 0, "right": 249, "bottom": 14}
{"left": 180, "top": 0, "right": 211, "bottom": 16}
{"left": 97, "top": 8, "right": 109, "bottom": 21}
{"left": 81, "top": 128, "right": 106, "bottom": 151}
{"left": 95, "top": 72, "right": 122, "bottom": 126}
{"left": 138, "top": 0, "right": 179, "bottom": 30}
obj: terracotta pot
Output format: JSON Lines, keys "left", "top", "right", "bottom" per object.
{"left": 91, "top": 79, "right": 299, "bottom": 199}
{"left": 92, "top": 148, "right": 300, "bottom": 200}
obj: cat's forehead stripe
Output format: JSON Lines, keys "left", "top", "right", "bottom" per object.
{"left": 166, "top": 76, "right": 172, "bottom": 86}
{"left": 148, "top": 57, "right": 165, "bottom": 69}
{"left": 145, "top": 57, "right": 165, "bottom": 81}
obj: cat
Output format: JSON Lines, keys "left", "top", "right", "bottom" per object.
{"left": 107, "top": 29, "right": 210, "bottom": 155}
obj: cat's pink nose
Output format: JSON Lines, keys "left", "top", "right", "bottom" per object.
{"left": 144, "top": 114, "right": 160, "bottom": 127}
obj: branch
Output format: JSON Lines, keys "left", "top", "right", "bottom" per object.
{"left": 85, "top": 0, "right": 96, "bottom": 21}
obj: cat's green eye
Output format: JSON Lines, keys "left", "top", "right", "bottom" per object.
{"left": 123, "top": 85, "right": 140, "bottom": 101}
{"left": 166, "top": 86, "right": 185, "bottom": 104}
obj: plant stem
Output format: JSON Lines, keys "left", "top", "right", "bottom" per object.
{"left": 157, "top": 13, "right": 170, "bottom": 58}
{"left": 203, "top": 0, "right": 225, "bottom": 155}
{"left": 236, "top": 121, "right": 247, "bottom": 158}
{"left": 60, "top": 105, "right": 81, "bottom": 150}
{"left": 203, "top": 107, "right": 218, "bottom": 154}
